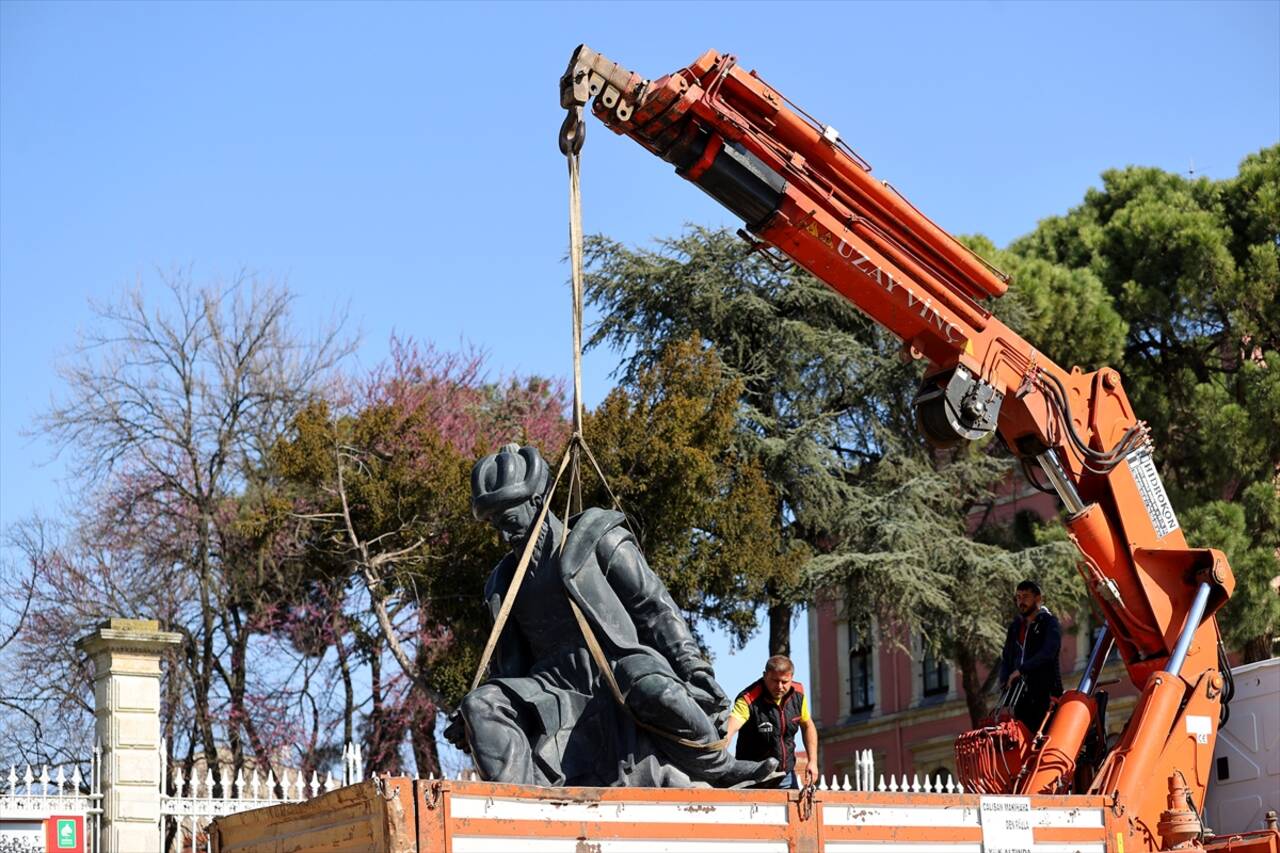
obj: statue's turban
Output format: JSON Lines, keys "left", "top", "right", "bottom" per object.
{"left": 471, "top": 444, "right": 549, "bottom": 522}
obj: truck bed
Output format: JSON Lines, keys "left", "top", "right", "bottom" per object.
{"left": 211, "top": 777, "right": 1118, "bottom": 853}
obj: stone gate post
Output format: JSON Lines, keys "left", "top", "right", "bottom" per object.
{"left": 77, "top": 618, "right": 182, "bottom": 853}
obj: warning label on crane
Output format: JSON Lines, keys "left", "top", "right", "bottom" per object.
{"left": 1126, "top": 446, "right": 1180, "bottom": 540}
{"left": 979, "top": 796, "right": 1034, "bottom": 853}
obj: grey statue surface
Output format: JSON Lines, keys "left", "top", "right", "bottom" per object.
{"left": 444, "top": 443, "right": 778, "bottom": 788}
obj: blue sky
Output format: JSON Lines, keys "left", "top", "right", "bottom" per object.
{"left": 2, "top": 0, "right": 1277, "bottom": 699}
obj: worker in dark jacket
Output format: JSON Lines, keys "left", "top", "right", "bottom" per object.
{"left": 998, "top": 579, "right": 1063, "bottom": 732}
{"left": 726, "top": 655, "right": 819, "bottom": 788}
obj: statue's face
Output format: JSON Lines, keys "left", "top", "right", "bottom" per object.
{"left": 493, "top": 500, "right": 538, "bottom": 547}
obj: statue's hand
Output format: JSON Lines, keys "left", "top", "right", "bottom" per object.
{"left": 443, "top": 710, "right": 471, "bottom": 754}
{"left": 687, "top": 669, "right": 728, "bottom": 713}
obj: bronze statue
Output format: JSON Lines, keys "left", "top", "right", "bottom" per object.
{"left": 444, "top": 443, "right": 778, "bottom": 788}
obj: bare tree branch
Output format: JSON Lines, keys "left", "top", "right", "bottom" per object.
{"left": 10, "top": 270, "right": 358, "bottom": 770}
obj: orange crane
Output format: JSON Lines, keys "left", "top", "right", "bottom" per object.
{"left": 559, "top": 45, "right": 1275, "bottom": 853}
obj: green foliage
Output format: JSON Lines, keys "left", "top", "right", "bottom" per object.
{"left": 1012, "top": 144, "right": 1280, "bottom": 658}
{"left": 272, "top": 342, "right": 571, "bottom": 706}
{"left": 582, "top": 336, "right": 805, "bottom": 647}
{"left": 1224, "top": 148, "right": 1280, "bottom": 342}
{"left": 959, "top": 235, "right": 1127, "bottom": 371}
{"left": 1011, "top": 148, "right": 1280, "bottom": 504}
{"left": 585, "top": 226, "right": 918, "bottom": 546}
{"left": 808, "top": 441, "right": 1078, "bottom": 660}
{"left": 584, "top": 226, "right": 1077, "bottom": 669}
{"left": 1184, "top": 484, "right": 1280, "bottom": 659}
{"left": 274, "top": 399, "right": 502, "bottom": 703}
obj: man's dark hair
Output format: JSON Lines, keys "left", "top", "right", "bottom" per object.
{"left": 1017, "top": 579, "right": 1042, "bottom": 596}
{"left": 764, "top": 655, "right": 794, "bottom": 675}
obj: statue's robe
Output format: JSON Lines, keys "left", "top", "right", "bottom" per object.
{"left": 480, "top": 508, "right": 724, "bottom": 787}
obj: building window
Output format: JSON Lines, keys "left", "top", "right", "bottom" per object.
{"left": 848, "top": 625, "right": 875, "bottom": 712}
{"left": 921, "top": 645, "right": 949, "bottom": 697}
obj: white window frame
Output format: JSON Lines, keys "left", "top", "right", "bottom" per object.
{"left": 835, "top": 611, "right": 880, "bottom": 719}
{"left": 910, "top": 631, "right": 957, "bottom": 705}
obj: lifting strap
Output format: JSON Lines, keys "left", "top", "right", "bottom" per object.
{"left": 467, "top": 444, "right": 574, "bottom": 693}
{"left": 464, "top": 106, "right": 726, "bottom": 753}
{"left": 567, "top": 595, "right": 729, "bottom": 752}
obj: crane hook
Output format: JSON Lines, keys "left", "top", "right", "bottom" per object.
{"left": 559, "top": 106, "right": 586, "bottom": 157}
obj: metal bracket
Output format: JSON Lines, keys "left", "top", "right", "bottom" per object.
{"left": 797, "top": 782, "right": 816, "bottom": 821}
{"left": 736, "top": 229, "right": 790, "bottom": 272}
{"left": 914, "top": 365, "right": 1003, "bottom": 446}
{"left": 560, "top": 46, "right": 642, "bottom": 126}
{"left": 423, "top": 780, "right": 443, "bottom": 810}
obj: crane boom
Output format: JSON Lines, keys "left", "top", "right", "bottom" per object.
{"left": 561, "top": 45, "right": 1244, "bottom": 850}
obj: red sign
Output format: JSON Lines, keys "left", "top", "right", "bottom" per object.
{"left": 44, "top": 815, "right": 84, "bottom": 853}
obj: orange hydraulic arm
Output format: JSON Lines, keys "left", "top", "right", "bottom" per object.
{"left": 561, "top": 45, "right": 1246, "bottom": 849}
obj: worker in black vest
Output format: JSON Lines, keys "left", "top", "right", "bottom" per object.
{"left": 725, "top": 655, "right": 819, "bottom": 788}
{"left": 998, "top": 579, "right": 1063, "bottom": 732}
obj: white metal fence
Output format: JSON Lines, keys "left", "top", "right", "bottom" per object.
{"left": 158, "top": 742, "right": 364, "bottom": 853}
{"left": 0, "top": 743, "right": 101, "bottom": 853}
{"left": 1, "top": 738, "right": 945, "bottom": 853}
{"left": 804, "top": 749, "right": 964, "bottom": 793}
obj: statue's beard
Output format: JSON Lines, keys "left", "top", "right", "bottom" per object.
{"left": 501, "top": 519, "right": 547, "bottom": 557}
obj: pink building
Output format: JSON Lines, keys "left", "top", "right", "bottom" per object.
{"left": 805, "top": 480, "right": 1141, "bottom": 783}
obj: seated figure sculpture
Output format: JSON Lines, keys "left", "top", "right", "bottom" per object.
{"left": 444, "top": 443, "right": 778, "bottom": 788}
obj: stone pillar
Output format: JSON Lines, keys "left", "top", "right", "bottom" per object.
{"left": 77, "top": 618, "right": 182, "bottom": 853}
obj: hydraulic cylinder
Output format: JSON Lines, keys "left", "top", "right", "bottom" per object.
{"left": 1095, "top": 671, "right": 1184, "bottom": 798}
{"left": 1022, "top": 690, "right": 1096, "bottom": 794}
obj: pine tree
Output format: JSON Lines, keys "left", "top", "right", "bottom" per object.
{"left": 580, "top": 335, "right": 805, "bottom": 649}
{"left": 1011, "top": 145, "right": 1280, "bottom": 660}
{"left": 584, "top": 227, "right": 1116, "bottom": 721}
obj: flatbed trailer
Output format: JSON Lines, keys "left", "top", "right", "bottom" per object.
{"left": 212, "top": 777, "right": 1135, "bottom": 853}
